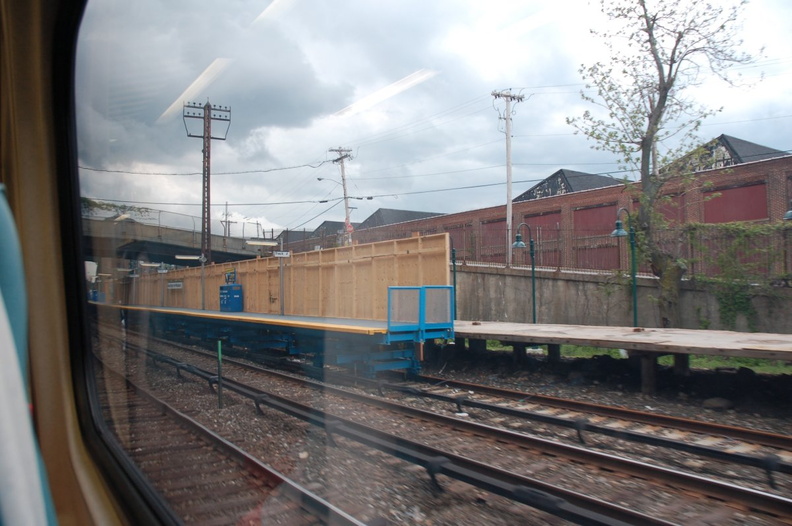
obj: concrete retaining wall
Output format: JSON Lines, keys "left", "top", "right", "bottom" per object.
{"left": 453, "top": 264, "right": 792, "bottom": 334}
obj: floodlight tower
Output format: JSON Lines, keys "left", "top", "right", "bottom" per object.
{"left": 184, "top": 101, "right": 231, "bottom": 264}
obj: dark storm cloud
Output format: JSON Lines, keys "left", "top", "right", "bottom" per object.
{"left": 76, "top": 0, "right": 790, "bottom": 232}
{"left": 76, "top": 0, "right": 359, "bottom": 168}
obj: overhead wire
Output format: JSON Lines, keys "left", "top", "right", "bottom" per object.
{"left": 83, "top": 161, "right": 638, "bottom": 209}
{"left": 289, "top": 200, "right": 343, "bottom": 230}
{"left": 81, "top": 76, "right": 790, "bottom": 229}
{"left": 347, "top": 94, "right": 491, "bottom": 148}
{"left": 78, "top": 160, "right": 331, "bottom": 176}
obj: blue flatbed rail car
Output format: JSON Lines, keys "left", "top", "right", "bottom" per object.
{"left": 92, "top": 286, "right": 454, "bottom": 376}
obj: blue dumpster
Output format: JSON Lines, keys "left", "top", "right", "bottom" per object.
{"left": 219, "top": 284, "right": 243, "bottom": 312}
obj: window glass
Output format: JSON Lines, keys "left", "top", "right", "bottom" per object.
{"left": 76, "top": 1, "right": 785, "bottom": 524}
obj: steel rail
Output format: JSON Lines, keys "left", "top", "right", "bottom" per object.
{"left": 224, "top": 361, "right": 792, "bottom": 482}
{"left": 122, "top": 341, "right": 663, "bottom": 526}
{"left": 109, "top": 334, "right": 792, "bottom": 520}
{"left": 364, "top": 378, "right": 792, "bottom": 480}
{"left": 418, "top": 374, "right": 792, "bottom": 450}
{"left": 210, "top": 375, "right": 664, "bottom": 526}
{"left": 94, "top": 353, "right": 366, "bottom": 526}
{"left": 243, "top": 376, "right": 792, "bottom": 519}
{"left": 138, "top": 344, "right": 792, "bottom": 523}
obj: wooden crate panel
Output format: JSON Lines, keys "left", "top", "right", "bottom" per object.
{"left": 132, "top": 233, "right": 450, "bottom": 321}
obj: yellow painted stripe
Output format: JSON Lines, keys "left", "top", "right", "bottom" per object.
{"left": 96, "top": 303, "right": 387, "bottom": 336}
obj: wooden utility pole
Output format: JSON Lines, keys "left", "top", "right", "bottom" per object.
{"left": 329, "top": 147, "right": 353, "bottom": 245}
{"left": 492, "top": 90, "right": 525, "bottom": 267}
{"left": 221, "top": 202, "right": 237, "bottom": 249}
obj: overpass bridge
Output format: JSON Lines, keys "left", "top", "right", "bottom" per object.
{"left": 82, "top": 217, "right": 266, "bottom": 267}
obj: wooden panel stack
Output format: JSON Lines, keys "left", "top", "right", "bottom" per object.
{"left": 131, "top": 233, "right": 450, "bottom": 321}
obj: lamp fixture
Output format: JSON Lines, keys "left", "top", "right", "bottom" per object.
{"left": 246, "top": 238, "right": 278, "bottom": 247}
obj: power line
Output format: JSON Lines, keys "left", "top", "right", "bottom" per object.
{"left": 83, "top": 161, "right": 639, "bottom": 209}
{"left": 289, "top": 200, "right": 342, "bottom": 230}
{"left": 347, "top": 95, "right": 490, "bottom": 148}
{"left": 78, "top": 160, "right": 330, "bottom": 176}
{"left": 354, "top": 104, "right": 492, "bottom": 149}
{"left": 79, "top": 114, "right": 790, "bottom": 180}
{"left": 84, "top": 196, "right": 339, "bottom": 207}
{"left": 356, "top": 139, "right": 504, "bottom": 178}
{"left": 702, "top": 114, "right": 792, "bottom": 126}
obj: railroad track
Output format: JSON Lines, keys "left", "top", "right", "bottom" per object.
{"left": 415, "top": 374, "right": 792, "bottom": 451}
{"left": 93, "top": 353, "right": 364, "bottom": 525}
{"left": 109, "top": 334, "right": 792, "bottom": 525}
{"left": 171, "top": 337, "right": 792, "bottom": 492}
{"left": 371, "top": 375, "right": 792, "bottom": 488}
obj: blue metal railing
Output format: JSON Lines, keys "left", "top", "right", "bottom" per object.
{"left": 386, "top": 286, "right": 454, "bottom": 343}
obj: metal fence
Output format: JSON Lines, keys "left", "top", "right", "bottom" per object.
{"left": 364, "top": 223, "right": 792, "bottom": 282}
{"left": 95, "top": 210, "right": 791, "bottom": 284}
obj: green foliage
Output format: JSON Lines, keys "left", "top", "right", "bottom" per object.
{"left": 568, "top": 0, "right": 757, "bottom": 328}
{"left": 713, "top": 281, "right": 758, "bottom": 331}
{"left": 561, "top": 345, "right": 624, "bottom": 359}
{"left": 695, "top": 307, "right": 711, "bottom": 330}
{"left": 567, "top": 0, "right": 753, "bottom": 180}
{"left": 684, "top": 222, "right": 788, "bottom": 331}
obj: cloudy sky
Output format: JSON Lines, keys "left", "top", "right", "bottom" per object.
{"left": 75, "top": 0, "right": 791, "bottom": 237}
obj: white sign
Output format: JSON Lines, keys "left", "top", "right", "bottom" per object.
{"left": 273, "top": 251, "right": 291, "bottom": 258}
{"left": 167, "top": 281, "right": 183, "bottom": 290}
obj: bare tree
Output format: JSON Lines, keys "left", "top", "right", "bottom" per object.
{"left": 568, "top": 0, "right": 757, "bottom": 327}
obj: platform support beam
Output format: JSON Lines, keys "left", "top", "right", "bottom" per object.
{"left": 512, "top": 342, "right": 527, "bottom": 364}
{"left": 547, "top": 343, "right": 561, "bottom": 364}
{"left": 641, "top": 353, "right": 657, "bottom": 395}
{"left": 673, "top": 353, "right": 690, "bottom": 376}
{"left": 469, "top": 338, "right": 487, "bottom": 354}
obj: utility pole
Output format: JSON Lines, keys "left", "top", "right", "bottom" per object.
{"left": 220, "top": 202, "right": 237, "bottom": 249}
{"left": 184, "top": 101, "right": 231, "bottom": 264}
{"left": 492, "top": 90, "right": 525, "bottom": 267}
{"left": 329, "top": 147, "right": 353, "bottom": 245}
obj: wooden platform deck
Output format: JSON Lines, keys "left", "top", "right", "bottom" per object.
{"left": 454, "top": 321, "right": 792, "bottom": 393}
{"left": 454, "top": 321, "right": 792, "bottom": 361}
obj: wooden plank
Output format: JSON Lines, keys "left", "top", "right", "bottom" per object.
{"left": 453, "top": 320, "right": 792, "bottom": 360}
{"left": 130, "top": 233, "right": 451, "bottom": 321}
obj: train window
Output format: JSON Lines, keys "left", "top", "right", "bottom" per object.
{"left": 75, "top": 2, "right": 502, "bottom": 524}
{"left": 75, "top": 1, "right": 788, "bottom": 525}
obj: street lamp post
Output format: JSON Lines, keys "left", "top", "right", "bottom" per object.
{"left": 611, "top": 207, "right": 638, "bottom": 327}
{"left": 512, "top": 222, "right": 536, "bottom": 323}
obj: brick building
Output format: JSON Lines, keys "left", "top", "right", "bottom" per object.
{"left": 349, "top": 135, "right": 791, "bottom": 274}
